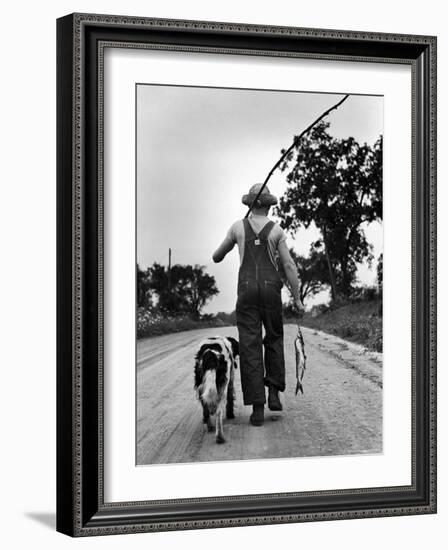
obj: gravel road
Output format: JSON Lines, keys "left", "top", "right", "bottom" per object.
{"left": 137, "top": 325, "right": 382, "bottom": 465}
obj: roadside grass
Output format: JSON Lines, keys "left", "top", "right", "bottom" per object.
{"left": 138, "top": 300, "right": 382, "bottom": 351}
{"left": 137, "top": 308, "right": 232, "bottom": 339}
{"left": 294, "top": 299, "right": 383, "bottom": 352}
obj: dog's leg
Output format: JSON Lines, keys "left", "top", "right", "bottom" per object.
{"left": 202, "top": 401, "right": 213, "bottom": 432}
{"left": 215, "top": 403, "right": 226, "bottom": 444}
{"left": 226, "top": 372, "right": 235, "bottom": 419}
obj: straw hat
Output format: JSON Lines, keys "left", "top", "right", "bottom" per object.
{"left": 242, "top": 183, "right": 278, "bottom": 207}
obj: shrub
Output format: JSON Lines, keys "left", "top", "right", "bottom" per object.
{"left": 308, "top": 304, "right": 329, "bottom": 317}
{"left": 137, "top": 307, "right": 232, "bottom": 339}
{"left": 362, "top": 286, "right": 378, "bottom": 301}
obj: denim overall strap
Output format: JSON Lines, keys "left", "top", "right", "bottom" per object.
{"left": 239, "top": 219, "right": 279, "bottom": 284}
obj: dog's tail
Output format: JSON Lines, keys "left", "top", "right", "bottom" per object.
{"left": 201, "top": 369, "right": 218, "bottom": 411}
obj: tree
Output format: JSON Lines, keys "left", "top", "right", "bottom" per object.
{"left": 137, "top": 264, "right": 152, "bottom": 308}
{"left": 179, "top": 264, "right": 219, "bottom": 319}
{"left": 147, "top": 262, "right": 219, "bottom": 318}
{"left": 274, "top": 121, "right": 382, "bottom": 299}
{"left": 287, "top": 247, "right": 328, "bottom": 303}
{"left": 377, "top": 253, "right": 383, "bottom": 295}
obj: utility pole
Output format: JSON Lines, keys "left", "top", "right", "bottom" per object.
{"left": 167, "top": 248, "right": 172, "bottom": 292}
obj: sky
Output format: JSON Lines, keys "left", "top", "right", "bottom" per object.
{"left": 137, "top": 85, "right": 383, "bottom": 313}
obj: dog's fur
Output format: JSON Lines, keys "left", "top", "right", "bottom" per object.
{"left": 194, "top": 336, "right": 239, "bottom": 444}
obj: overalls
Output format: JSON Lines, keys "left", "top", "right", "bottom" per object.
{"left": 236, "top": 219, "right": 285, "bottom": 406}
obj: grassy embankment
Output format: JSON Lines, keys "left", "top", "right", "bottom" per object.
{"left": 296, "top": 299, "right": 382, "bottom": 352}
{"left": 137, "top": 308, "right": 233, "bottom": 339}
{"left": 138, "top": 300, "right": 382, "bottom": 352}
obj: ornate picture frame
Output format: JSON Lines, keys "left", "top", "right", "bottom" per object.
{"left": 57, "top": 13, "right": 436, "bottom": 536}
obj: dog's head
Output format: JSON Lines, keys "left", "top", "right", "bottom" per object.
{"left": 201, "top": 348, "right": 222, "bottom": 372}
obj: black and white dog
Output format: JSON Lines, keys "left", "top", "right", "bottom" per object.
{"left": 194, "top": 336, "right": 239, "bottom": 444}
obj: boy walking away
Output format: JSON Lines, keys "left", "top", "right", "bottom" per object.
{"left": 213, "top": 183, "right": 304, "bottom": 426}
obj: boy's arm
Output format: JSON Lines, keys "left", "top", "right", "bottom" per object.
{"left": 212, "top": 235, "right": 235, "bottom": 263}
{"left": 277, "top": 240, "right": 305, "bottom": 311}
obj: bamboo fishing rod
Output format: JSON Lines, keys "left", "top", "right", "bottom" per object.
{"left": 245, "top": 94, "right": 350, "bottom": 218}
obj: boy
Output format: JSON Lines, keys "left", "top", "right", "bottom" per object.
{"left": 213, "top": 183, "right": 304, "bottom": 426}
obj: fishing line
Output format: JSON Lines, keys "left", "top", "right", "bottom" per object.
{"left": 245, "top": 94, "right": 350, "bottom": 218}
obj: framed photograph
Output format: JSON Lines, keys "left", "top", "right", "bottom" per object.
{"left": 57, "top": 13, "right": 437, "bottom": 536}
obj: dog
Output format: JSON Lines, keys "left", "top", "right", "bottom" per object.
{"left": 194, "top": 336, "right": 239, "bottom": 444}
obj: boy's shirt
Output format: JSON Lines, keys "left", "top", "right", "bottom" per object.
{"left": 226, "top": 214, "right": 287, "bottom": 268}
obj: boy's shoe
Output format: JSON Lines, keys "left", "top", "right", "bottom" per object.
{"left": 268, "top": 386, "right": 283, "bottom": 411}
{"left": 250, "top": 404, "right": 264, "bottom": 426}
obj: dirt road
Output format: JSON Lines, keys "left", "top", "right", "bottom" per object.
{"left": 137, "top": 325, "right": 382, "bottom": 465}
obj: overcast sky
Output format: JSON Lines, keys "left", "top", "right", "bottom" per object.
{"left": 137, "top": 85, "right": 383, "bottom": 313}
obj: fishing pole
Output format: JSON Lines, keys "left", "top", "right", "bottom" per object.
{"left": 245, "top": 94, "right": 350, "bottom": 218}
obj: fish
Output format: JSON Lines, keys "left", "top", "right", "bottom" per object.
{"left": 294, "top": 324, "right": 307, "bottom": 395}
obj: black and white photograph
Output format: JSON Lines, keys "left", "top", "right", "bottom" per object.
{"left": 1, "top": 0, "right": 442, "bottom": 544}
{"left": 136, "top": 84, "right": 383, "bottom": 465}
